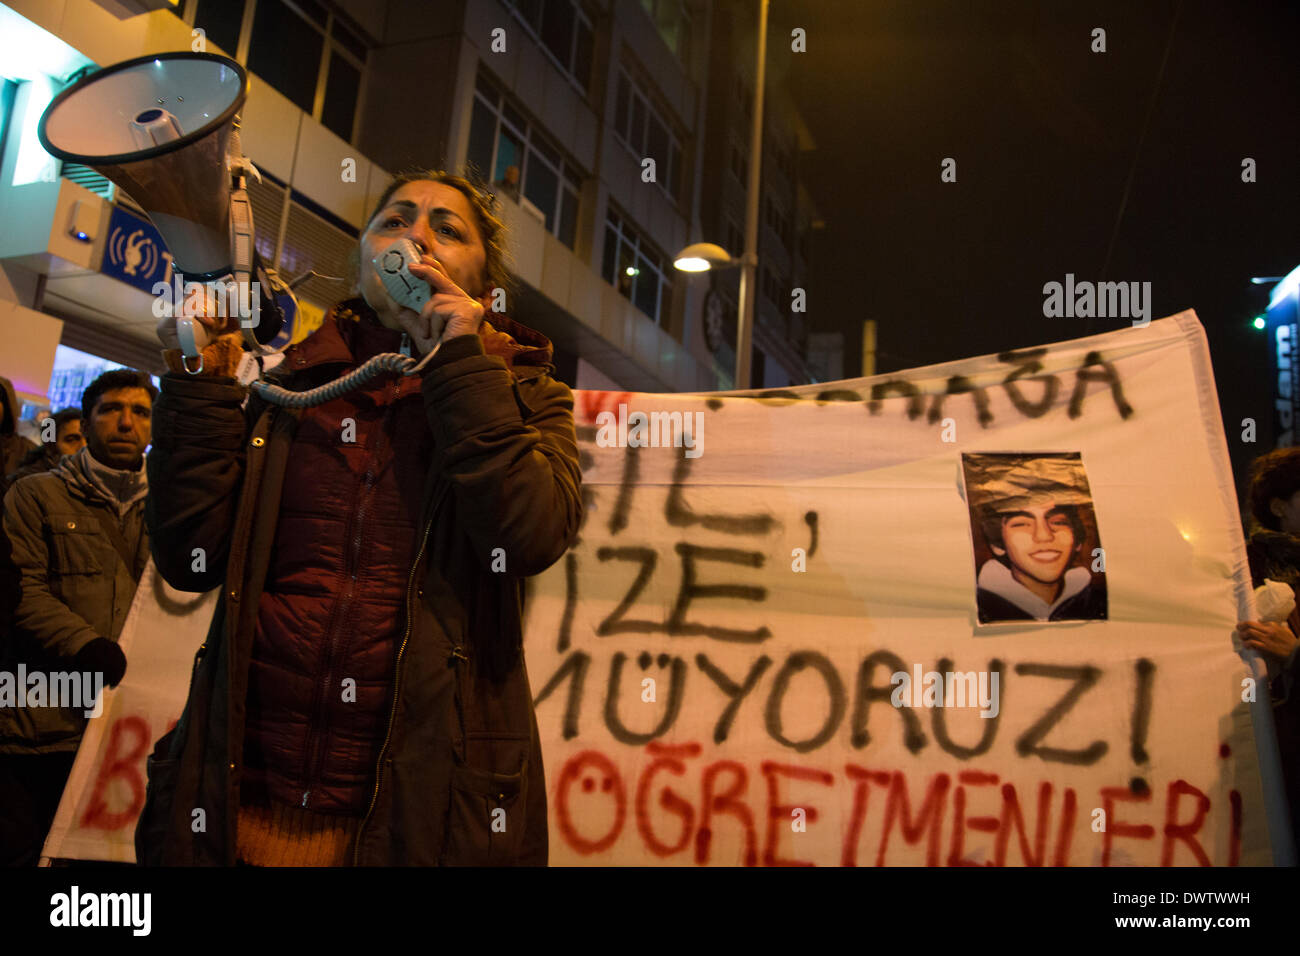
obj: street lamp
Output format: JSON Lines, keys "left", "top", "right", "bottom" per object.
{"left": 673, "top": 242, "right": 735, "bottom": 272}
{"left": 674, "top": 0, "right": 770, "bottom": 390}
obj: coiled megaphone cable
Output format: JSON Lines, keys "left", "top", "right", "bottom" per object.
{"left": 248, "top": 344, "right": 441, "bottom": 408}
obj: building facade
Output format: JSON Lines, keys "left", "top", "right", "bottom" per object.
{"left": 0, "top": 0, "right": 821, "bottom": 426}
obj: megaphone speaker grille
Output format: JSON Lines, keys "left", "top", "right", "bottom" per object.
{"left": 39, "top": 52, "right": 246, "bottom": 165}
{"left": 38, "top": 53, "right": 249, "bottom": 279}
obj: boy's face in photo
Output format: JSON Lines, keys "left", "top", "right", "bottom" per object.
{"left": 991, "top": 502, "right": 1079, "bottom": 589}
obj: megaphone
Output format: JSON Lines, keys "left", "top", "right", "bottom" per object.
{"left": 37, "top": 52, "right": 429, "bottom": 408}
{"left": 38, "top": 52, "right": 292, "bottom": 369}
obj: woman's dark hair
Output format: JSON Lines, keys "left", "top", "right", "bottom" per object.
{"left": 978, "top": 503, "right": 1086, "bottom": 552}
{"left": 1248, "top": 447, "right": 1300, "bottom": 531}
{"left": 80, "top": 369, "right": 157, "bottom": 418}
{"left": 354, "top": 169, "right": 513, "bottom": 302}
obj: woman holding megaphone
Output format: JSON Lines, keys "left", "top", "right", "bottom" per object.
{"left": 138, "top": 171, "right": 582, "bottom": 866}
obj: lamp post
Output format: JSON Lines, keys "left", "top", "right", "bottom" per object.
{"left": 735, "top": 0, "right": 770, "bottom": 391}
{"left": 674, "top": 0, "right": 769, "bottom": 390}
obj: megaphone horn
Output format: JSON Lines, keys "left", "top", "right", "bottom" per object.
{"left": 38, "top": 52, "right": 248, "bottom": 282}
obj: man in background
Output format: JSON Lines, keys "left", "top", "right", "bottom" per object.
{"left": 2, "top": 408, "right": 84, "bottom": 496}
{"left": 0, "top": 369, "right": 154, "bottom": 865}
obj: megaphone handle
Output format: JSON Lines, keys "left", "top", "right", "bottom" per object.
{"left": 176, "top": 316, "right": 212, "bottom": 367}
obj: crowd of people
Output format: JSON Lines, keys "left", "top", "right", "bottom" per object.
{"left": 0, "top": 369, "right": 154, "bottom": 865}
{"left": 0, "top": 170, "right": 582, "bottom": 868}
{"left": 0, "top": 171, "right": 1297, "bottom": 867}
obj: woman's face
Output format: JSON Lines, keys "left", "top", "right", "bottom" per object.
{"left": 359, "top": 180, "right": 489, "bottom": 330}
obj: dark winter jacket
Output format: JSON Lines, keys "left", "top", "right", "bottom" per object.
{"left": 242, "top": 308, "right": 435, "bottom": 813}
{"left": 3, "top": 444, "right": 63, "bottom": 498}
{"left": 975, "top": 560, "right": 1108, "bottom": 623}
{"left": 135, "top": 300, "right": 582, "bottom": 866}
{"left": 0, "top": 447, "right": 150, "bottom": 753}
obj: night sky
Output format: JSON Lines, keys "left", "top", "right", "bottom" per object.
{"left": 760, "top": 0, "right": 1299, "bottom": 493}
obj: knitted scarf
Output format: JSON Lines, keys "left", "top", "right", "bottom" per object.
{"left": 67, "top": 445, "right": 148, "bottom": 518}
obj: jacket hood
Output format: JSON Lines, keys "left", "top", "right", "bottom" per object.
{"left": 48, "top": 447, "right": 98, "bottom": 506}
{"left": 49, "top": 444, "right": 147, "bottom": 509}
{"left": 281, "top": 298, "right": 555, "bottom": 378}
{"left": 15, "top": 441, "right": 59, "bottom": 470}
{"left": 977, "top": 559, "right": 1092, "bottom": 621}
{"left": 0, "top": 376, "right": 19, "bottom": 436}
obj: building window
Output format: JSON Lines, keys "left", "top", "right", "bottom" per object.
{"left": 191, "top": 0, "right": 368, "bottom": 142}
{"left": 729, "top": 139, "right": 748, "bottom": 186}
{"left": 763, "top": 194, "right": 790, "bottom": 250}
{"left": 247, "top": 0, "right": 322, "bottom": 113}
{"left": 602, "top": 208, "right": 669, "bottom": 325}
{"left": 725, "top": 216, "right": 743, "bottom": 258}
{"left": 736, "top": 72, "right": 752, "bottom": 128}
{"left": 467, "top": 74, "right": 583, "bottom": 250}
{"left": 760, "top": 266, "right": 787, "bottom": 308}
{"left": 614, "top": 69, "right": 683, "bottom": 204}
{"left": 770, "top": 137, "right": 795, "bottom": 183}
{"left": 320, "top": 49, "right": 361, "bottom": 141}
{"left": 48, "top": 346, "right": 161, "bottom": 413}
{"left": 640, "top": 0, "right": 692, "bottom": 66}
{"left": 502, "top": 0, "right": 595, "bottom": 92}
{"left": 192, "top": 0, "right": 245, "bottom": 56}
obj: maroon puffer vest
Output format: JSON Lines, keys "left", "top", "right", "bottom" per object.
{"left": 240, "top": 305, "right": 429, "bottom": 814}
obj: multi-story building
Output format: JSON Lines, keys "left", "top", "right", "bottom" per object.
{"left": 697, "top": 0, "right": 819, "bottom": 389}
{"left": 0, "top": 0, "right": 820, "bottom": 428}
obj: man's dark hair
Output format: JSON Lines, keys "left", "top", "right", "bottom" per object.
{"left": 51, "top": 407, "right": 82, "bottom": 430}
{"left": 979, "top": 503, "right": 1086, "bottom": 553}
{"left": 1248, "top": 447, "right": 1300, "bottom": 531}
{"left": 80, "top": 370, "right": 157, "bottom": 419}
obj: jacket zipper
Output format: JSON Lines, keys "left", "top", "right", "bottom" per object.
{"left": 302, "top": 383, "right": 394, "bottom": 809}
{"left": 352, "top": 481, "right": 449, "bottom": 865}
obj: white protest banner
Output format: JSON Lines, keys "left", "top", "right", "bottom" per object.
{"left": 525, "top": 310, "right": 1284, "bottom": 866}
{"left": 46, "top": 310, "right": 1286, "bottom": 865}
{"left": 41, "top": 561, "right": 215, "bottom": 863}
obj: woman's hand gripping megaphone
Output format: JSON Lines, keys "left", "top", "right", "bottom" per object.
{"left": 156, "top": 288, "right": 244, "bottom": 376}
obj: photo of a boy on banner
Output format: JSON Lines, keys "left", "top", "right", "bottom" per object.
{"left": 963, "top": 452, "right": 1109, "bottom": 624}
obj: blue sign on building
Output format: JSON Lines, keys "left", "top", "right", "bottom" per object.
{"left": 100, "top": 205, "right": 172, "bottom": 294}
{"left": 1268, "top": 266, "right": 1300, "bottom": 448}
